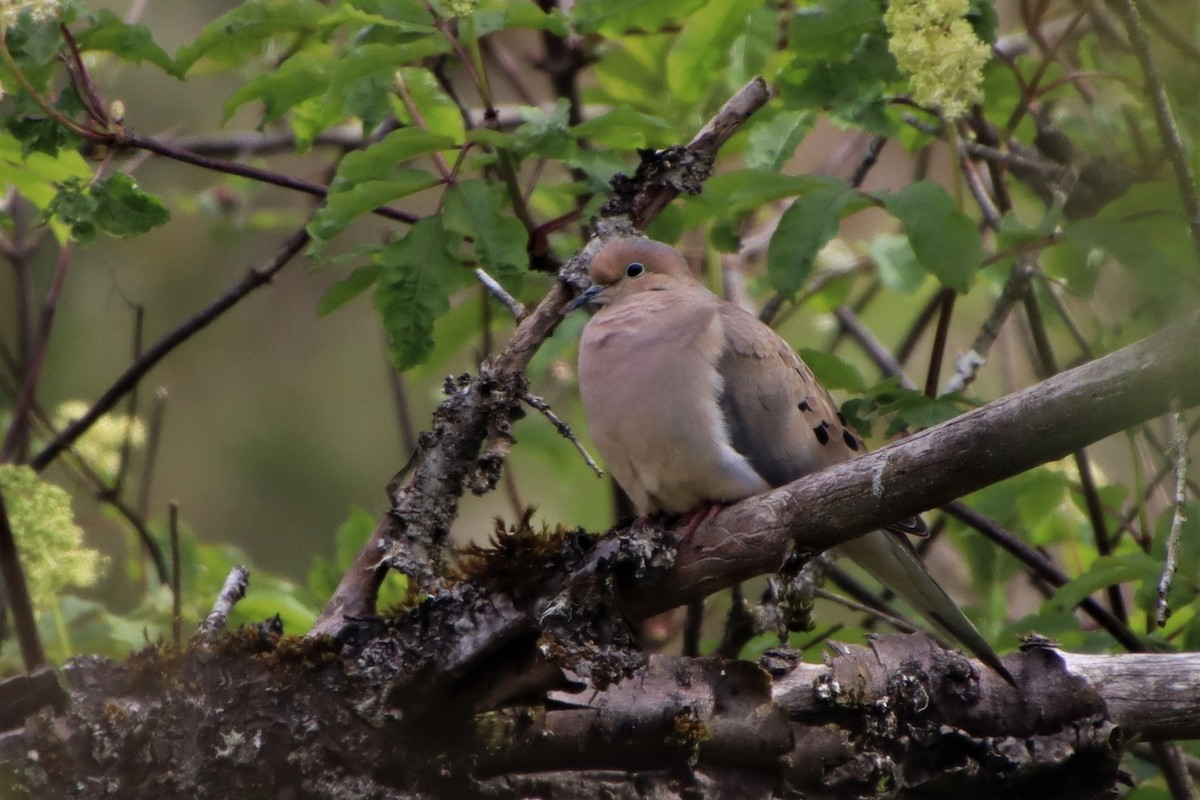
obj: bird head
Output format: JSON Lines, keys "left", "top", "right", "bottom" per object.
{"left": 568, "top": 238, "right": 694, "bottom": 311}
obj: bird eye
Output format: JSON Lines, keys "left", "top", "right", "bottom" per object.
{"left": 625, "top": 262, "right": 645, "bottom": 278}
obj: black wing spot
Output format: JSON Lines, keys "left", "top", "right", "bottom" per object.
{"left": 813, "top": 425, "right": 830, "bottom": 445}
{"left": 820, "top": 419, "right": 831, "bottom": 429}
{"left": 798, "top": 400, "right": 811, "bottom": 412}
{"left": 843, "top": 430, "right": 860, "bottom": 451}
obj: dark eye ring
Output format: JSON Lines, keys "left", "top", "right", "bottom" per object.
{"left": 625, "top": 262, "right": 645, "bottom": 278}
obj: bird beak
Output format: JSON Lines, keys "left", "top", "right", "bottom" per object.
{"left": 567, "top": 284, "right": 604, "bottom": 312}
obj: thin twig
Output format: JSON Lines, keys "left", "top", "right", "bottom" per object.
{"left": 945, "top": 259, "right": 1035, "bottom": 395}
{"left": 122, "top": 132, "right": 420, "bottom": 226}
{"left": 475, "top": 267, "right": 526, "bottom": 321}
{"left": 31, "top": 227, "right": 312, "bottom": 471}
{"left": 895, "top": 289, "right": 945, "bottom": 367}
{"left": 0, "top": 490, "right": 45, "bottom": 671}
{"left": 1157, "top": 410, "right": 1190, "bottom": 627}
{"left": 1151, "top": 740, "right": 1199, "bottom": 800}
{"left": 196, "top": 565, "right": 249, "bottom": 636}
{"left": 1023, "top": 292, "right": 1128, "bottom": 622}
{"left": 385, "top": 360, "right": 418, "bottom": 457}
{"left": 170, "top": 502, "right": 182, "bottom": 647}
{"left": 0, "top": 243, "right": 73, "bottom": 462}
{"left": 136, "top": 388, "right": 167, "bottom": 520}
{"left": 812, "top": 587, "right": 919, "bottom": 635}
{"left": 833, "top": 307, "right": 917, "bottom": 390}
{"left": 113, "top": 306, "right": 145, "bottom": 497}
{"left": 943, "top": 501, "right": 1144, "bottom": 652}
{"left": 522, "top": 393, "right": 603, "bottom": 478}
{"left": 848, "top": 135, "right": 887, "bottom": 188}
{"left": 924, "top": 289, "right": 956, "bottom": 397}
{"left": 1109, "top": 0, "right": 1200, "bottom": 267}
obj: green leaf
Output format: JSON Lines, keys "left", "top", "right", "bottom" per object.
{"left": 442, "top": 180, "right": 529, "bottom": 286}
{"left": 395, "top": 67, "right": 467, "bottom": 142}
{"left": 319, "top": 264, "right": 382, "bottom": 316}
{"left": 74, "top": 10, "right": 180, "bottom": 77}
{"left": 745, "top": 109, "right": 814, "bottom": 171}
{"left": 474, "top": 0, "right": 570, "bottom": 36}
{"left": 869, "top": 234, "right": 926, "bottom": 294}
{"left": 786, "top": 0, "right": 881, "bottom": 61}
{"left": 224, "top": 49, "right": 330, "bottom": 123}
{"left": 571, "top": 0, "right": 706, "bottom": 35}
{"left": 571, "top": 106, "right": 677, "bottom": 150}
{"left": 331, "top": 128, "right": 457, "bottom": 190}
{"left": 866, "top": 384, "right": 973, "bottom": 436}
{"left": 665, "top": 0, "right": 758, "bottom": 104}
{"left": 0, "top": 134, "right": 92, "bottom": 212}
{"left": 778, "top": 32, "right": 896, "bottom": 131}
{"left": 328, "top": 40, "right": 450, "bottom": 96}
{"left": 175, "top": 0, "right": 331, "bottom": 73}
{"left": 798, "top": 349, "right": 866, "bottom": 393}
{"left": 46, "top": 173, "right": 170, "bottom": 242}
{"left": 512, "top": 100, "right": 574, "bottom": 160}
{"left": 878, "top": 181, "right": 982, "bottom": 292}
{"left": 308, "top": 170, "right": 439, "bottom": 251}
{"left": 373, "top": 217, "right": 464, "bottom": 371}
{"left": 767, "top": 180, "right": 858, "bottom": 297}
{"left": 1049, "top": 552, "right": 1161, "bottom": 613}
{"left": 92, "top": 173, "right": 171, "bottom": 237}
{"left": 47, "top": 178, "right": 100, "bottom": 242}
{"left": 1062, "top": 181, "right": 1198, "bottom": 298}
{"left": 683, "top": 170, "right": 830, "bottom": 226}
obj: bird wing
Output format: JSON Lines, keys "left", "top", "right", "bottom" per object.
{"left": 715, "top": 303, "right": 1012, "bottom": 684}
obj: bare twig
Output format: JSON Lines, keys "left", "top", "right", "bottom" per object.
{"left": 170, "top": 502, "right": 182, "bottom": 647}
{"left": 943, "top": 501, "right": 1144, "bottom": 651}
{"left": 895, "top": 289, "right": 945, "bottom": 367}
{"left": 121, "top": 132, "right": 420, "bottom": 226}
{"left": 0, "top": 243, "right": 73, "bottom": 462}
{"left": 924, "top": 289, "right": 956, "bottom": 396}
{"left": 0, "top": 491, "right": 44, "bottom": 671}
{"left": 1152, "top": 740, "right": 1200, "bottom": 800}
{"left": 31, "top": 227, "right": 312, "bottom": 472}
{"left": 1157, "top": 410, "right": 1190, "bottom": 627}
{"left": 136, "top": 388, "right": 167, "bottom": 520}
{"left": 1109, "top": 0, "right": 1200, "bottom": 267}
{"left": 386, "top": 361, "right": 418, "bottom": 457}
{"left": 197, "top": 565, "right": 249, "bottom": 636}
{"left": 848, "top": 135, "right": 887, "bottom": 188}
{"left": 1023, "top": 292, "right": 1128, "bottom": 622}
{"left": 112, "top": 306, "right": 145, "bottom": 497}
{"left": 945, "top": 259, "right": 1036, "bottom": 395}
{"left": 812, "top": 587, "right": 918, "bottom": 635}
{"left": 522, "top": 393, "right": 603, "bottom": 478}
{"left": 833, "top": 307, "right": 916, "bottom": 390}
{"left": 475, "top": 267, "right": 527, "bottom": 321}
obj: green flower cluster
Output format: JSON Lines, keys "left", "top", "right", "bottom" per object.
{"left": 884, "top": 0, "right": 991, "bottom": 120}
{"left": 0, "top": 465, "right": 107, "bottom": 608}
{"left": 53, "top": 400, "right": 146, "bottom": 481}
{"left": 0, "top": 0, "right": 60, "bottom": 30}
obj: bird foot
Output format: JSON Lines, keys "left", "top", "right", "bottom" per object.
{"left": 676, "top": 504, "right": 723, "bottom": 539}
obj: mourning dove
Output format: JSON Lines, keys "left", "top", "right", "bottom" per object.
{"left": 573, "top": 237, "right": 1012, "bottom": 684}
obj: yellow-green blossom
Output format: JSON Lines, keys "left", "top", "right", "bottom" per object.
{"left": 0, "top": 465, "right": 107, "bottom": 608}
{"left": 442, "top": 0, "right": 476, "bottom": 20}
{"left": 53, "top": 400, "right": 146, "bottom": 481}
{"left": 884, "top": 0, "right": 991, "bottom": 120}
{"left": 0, "top": 0, "right": 61, "bottom": 29}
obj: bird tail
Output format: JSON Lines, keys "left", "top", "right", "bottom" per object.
{"left": 837, "top": 529, "right": 1016, "bottom": 686}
